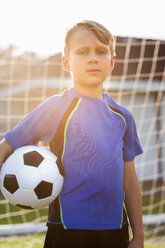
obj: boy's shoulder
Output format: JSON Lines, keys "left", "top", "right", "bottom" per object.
{"left": 104, "top": 92, "right": 133, "bottom": 121}
{"left": 31, "top": 88, "right": 75, "bottom": 121}
{"left": 40, "top": 88, "right": 73, "bottom": 107}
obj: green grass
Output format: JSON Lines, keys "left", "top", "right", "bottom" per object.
{"left": 145, "top": 246, "right": 165, "bottom": 248}
{"left": 0, "top": 234, "right": 165, "bottom": 248}
{"left": 0, "top": 234, "right": 45, "bottom": 248}
{"left": 142, "top": 197, "right": 165, "bottom": 215}
{"left": 0, "top": 202, "right": 48, "bottom": 224}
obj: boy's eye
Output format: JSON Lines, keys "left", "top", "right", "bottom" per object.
{"left": 78, "top": 51, "right": 88, "bottom": 55}
{"left": 97, "top": 50, "right": 106, "bottom": 54}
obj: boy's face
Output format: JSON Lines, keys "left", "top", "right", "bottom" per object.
{"left": 63, "top": 29, "right": 113, "bottom": 89}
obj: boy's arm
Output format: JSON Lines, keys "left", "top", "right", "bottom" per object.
{"left": 123, "top": 160, "right": 144, "bottom": 248}
{"left": 0, "top": 138, "right": 13, "bottom": 169}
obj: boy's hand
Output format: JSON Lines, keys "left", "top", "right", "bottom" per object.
{"left": 0, "top": 139, "right": 13, "bottom": 170}
{"left": 124, "top": 161, "right": 144, "bottom": 248}
{"left": 128, "top": 237, "right": 144, "bottom": 248}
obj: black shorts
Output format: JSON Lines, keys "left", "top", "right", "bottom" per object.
{"left": 43, "top": 224, "right": 129, "bottom": 248}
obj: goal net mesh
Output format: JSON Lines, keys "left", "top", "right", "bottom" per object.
{"left": 0, "top": 36, "right": 165, "bottom": 237}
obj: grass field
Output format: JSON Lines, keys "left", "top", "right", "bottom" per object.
{"left": 0, "top": 202, "right": 48, "bottom": 224}
{"left": 145, "top": 246, "right": 165, "bottom": 248}
{"left": 0, "top": 234, "right": 45, "bottom": 248}
{"left": 0, "top": 234, "right": 165, "bottom": 248}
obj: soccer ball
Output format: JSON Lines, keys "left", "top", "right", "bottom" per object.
{"left": 0, "top": 145, "right": 64, "bottom": 209}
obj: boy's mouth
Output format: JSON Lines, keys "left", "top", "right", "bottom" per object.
{"left": 86, "top": 69, "right": 101, "bottom": 73}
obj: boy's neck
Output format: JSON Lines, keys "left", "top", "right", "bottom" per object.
{"left": 73, "top": 84, "right": 103, "bottom": 99}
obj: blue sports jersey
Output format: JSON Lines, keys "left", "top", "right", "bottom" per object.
{"left": 4, "top": 88, "right": 143, "bottom": 230}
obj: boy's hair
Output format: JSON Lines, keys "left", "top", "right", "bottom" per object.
{"left": 63, "top": 20, "right": 116, "bottom": 58}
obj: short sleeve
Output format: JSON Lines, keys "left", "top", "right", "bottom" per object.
{"left": 123, "top": 112, "right": 143, "bottom": 162}
{"left": 4, "top": 95, "right": 62, "bottom": 150}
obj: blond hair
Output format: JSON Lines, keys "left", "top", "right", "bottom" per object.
{"left": 63, "top": 20, "right": 116, "bottom": 58}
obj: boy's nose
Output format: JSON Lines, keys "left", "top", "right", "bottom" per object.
{"left": 88, "top": 52, "right": 98, "bottom": 63}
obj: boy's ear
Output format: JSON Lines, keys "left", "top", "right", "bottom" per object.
{"left": 62, "top": 56, "right": 70, "bottom": 72}
{"left": 110, "top": 56, "right": 115, "bottom": 71}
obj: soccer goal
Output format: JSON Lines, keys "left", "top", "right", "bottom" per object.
{"left": 0, "top": 36, "right": 165, "bottom": 237}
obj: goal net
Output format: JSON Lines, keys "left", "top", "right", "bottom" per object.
{"left": 0, "top": 36, "right": 165, "bottom": 237}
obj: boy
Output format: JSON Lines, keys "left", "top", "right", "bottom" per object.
{"left": 0, "top": 20, "right": 144, "bottom": 247}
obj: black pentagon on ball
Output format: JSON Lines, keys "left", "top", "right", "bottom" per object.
{"left": 23, "top": 151, "right": 44, "bottom": 167}
{"left": 16, "top": 204, "right": 33, "bottom": 210}
{"left": 4, "top": 174, "right": 19, "bottom": 194}
{"left": 34, "top": 181, "right": 53, "bottom": 199}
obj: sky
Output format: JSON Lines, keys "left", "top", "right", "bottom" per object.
{"left": 0, "top": 0, "right": 164, "bottom": 57}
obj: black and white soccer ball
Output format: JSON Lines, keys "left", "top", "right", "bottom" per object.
{"left": 0, "top": 146, "right": 64, "bottom": 209}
